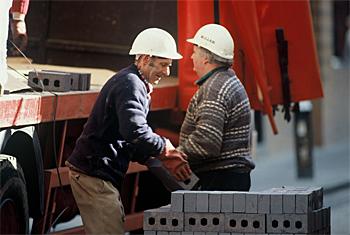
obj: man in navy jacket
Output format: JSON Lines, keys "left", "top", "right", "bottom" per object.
{"left": 66, "top": 28, "right": 190, "bottom": 235}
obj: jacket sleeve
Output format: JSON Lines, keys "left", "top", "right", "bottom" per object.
{"left": 178, "top": 88, "right": 225, "bottom": 159}
{"left": 114, "top": 74, "right": 165, "bottom": 157}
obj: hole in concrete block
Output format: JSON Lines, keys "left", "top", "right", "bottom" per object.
{"left": 33, "top": 77, "right": 38, "bottom": 84}
{"left": 212, "top": 217, "right": 219, "bottom": 225}
{"left": 200, "top": 218, "right": 207, "bottom": 226}
{"left": 229, "top": 219, "right": 236, "bottom": 227}
{"left": 160, "top": 218, "right": 166, "bottom": 225}
{"left": 43, "top": 79, "right": 49, "bottom": 86}
{"left": 241, "top": 219, "right": 248, "bottom": 227}
{"left": 54, "top": 80, "right": 60, "bottom": 87}
{"left": 253, "top": 220, "right": 260, "bottom": 228}
{"left": 148, "top": 217, "right": 155, "bottom": 225}
{"left": 272, "top": 220, "right": 279, "bottom": 228}
{"left": 295, "top": 220, "right": 303, "bottom": 229}
{"left": 283, "top": 220, "right": 290, "bottom": 228}
{"left": 172, "top": 219, "right": 178, "bottom": 226}
{"left": 189, "top": 217, "right": 196, "bottom": 225}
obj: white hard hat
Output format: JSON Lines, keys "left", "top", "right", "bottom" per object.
{"left": 129, "top": 28, "right": 182, "bottom": 60}
{"left": 187, "top": 24, "right": 234, "bottom": 60}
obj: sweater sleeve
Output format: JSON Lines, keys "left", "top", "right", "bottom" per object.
{"left": 179, "top": 87, "right": 225, "bottom": 159}
{"left": 115, "top": 74, "right": 165, "bottom": 157}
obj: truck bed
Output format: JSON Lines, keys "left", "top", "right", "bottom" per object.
{"left": 1, "top": 58, "right": 178, "bottom": 128}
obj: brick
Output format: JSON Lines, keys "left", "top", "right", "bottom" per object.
{"left": 282, "top": 192, "right": 295, "bottom": 213}
{"left": 143, "top": 206, "right": 183, "bottom": 231}
{"left": 224, "top": 213, "right": 265, "bottom": 233}
{"left": 209, "top": 191, "right": 221, "bottom": 212}
{"left": 221, "top": 192, "right": 234, "bottom": 212}
{"left": 178, "top": 173, "right": 200, "bottom": 190}
{"left": 184, "top": 213, "right": 224, "bottom": 232}
{"left": 308, "top": 186, "right": 323, "bottom": 210}
{"left": 295, "top": 191, "right": 313, "bottom": 213}
{"left": 29, "top": 71, "right": 72, "bottom": 92}
{"left": 157, "top": 232, "right": 169, "bottom": 235}
{"left": 184, "top": 191, "right": 197, "bottom": 212}
{"left": 169, "top": 232, "right": 181, "bottom": 235}
{"left": 193, "top": 232, "right": 205, "bottom": 235}
{"left": 270, "top": 192, "right": 283, "bottom": 214}
{"left": 284, "top": 213, "right": 313, "bottom": 234}
{"left": 144, "top": 231, "right": 156, "bottom": 235}
{"left": 266, "top": 214, "right": 285, "bottom": 233}
{"left": 233, "top": 192, "right": 245, "bottom": 213}
{"left": 245, "top": 192, "right": 258, "bottom": 213}
{"left": 196, "top": 191, "right": 209, "bottom": 212}
{"left": 257, "top": 192, "right": 270, "bottom": 214}
{"left": 171, "top": 190, "right": 185, "bottom": 212}
{"left": 205, "top": 232, "right": 218, "bottom": 235}
{"left": 181, "top": 232, "right": 194, "bottom": 235}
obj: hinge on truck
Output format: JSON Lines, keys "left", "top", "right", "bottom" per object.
{"left": 276, "top": 28, "right": 292, "bottom": 122}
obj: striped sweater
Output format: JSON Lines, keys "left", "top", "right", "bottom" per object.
{"left": 178, "top": 68, "right": 255, "bottom": 173}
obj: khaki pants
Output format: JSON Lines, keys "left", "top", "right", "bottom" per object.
{"left": 69, "top": 169, "right": 125, "bottom": 235}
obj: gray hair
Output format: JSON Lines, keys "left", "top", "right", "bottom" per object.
{"left": 199, "top": 47, "right": 233, "bottom": 67}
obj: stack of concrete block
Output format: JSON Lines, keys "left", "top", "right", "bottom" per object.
{"left": 143, "top": 187, "right": 330, "bottom": 235}
{"left": 28, "top": 70, "right": 91, "bottom": 92}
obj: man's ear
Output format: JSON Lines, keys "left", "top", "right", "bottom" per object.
{"left": 141, "top": 55, "right": 151, "bottom": 66}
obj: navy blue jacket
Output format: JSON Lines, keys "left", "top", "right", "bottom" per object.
{"left": 67, "top": 64, "right": 165, "bottom": 190}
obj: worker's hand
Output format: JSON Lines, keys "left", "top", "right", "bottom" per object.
{"left": 160, "top": 149, "right": 192, "bottom": 181}
{"left": 160, "top": 138, "right": 187, "bottom": 160}
{"left": 10, "top": 19, "right": 28, "bottom": 54}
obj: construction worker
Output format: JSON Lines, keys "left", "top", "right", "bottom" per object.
{"left": 10, "top": 0, "right": 30, "bottom": 55}
{"left": 0, "top": 0, "right": 29, "bottom": 95}
{"left": 177, "top": 24, "right": 255, "bottom": 191}
{"left": 66, "top": 28, "right": 191, "bottom": 235}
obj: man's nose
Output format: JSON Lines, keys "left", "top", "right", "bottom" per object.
{"left": 164, "top": 66, "right": 170, "bottom": 76}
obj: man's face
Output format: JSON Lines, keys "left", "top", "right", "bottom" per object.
{"left": 142, "top": 56, "right": 172, "bottom": 85}
{"left": 191, "top": 45, "right": 207, "bottom": 77}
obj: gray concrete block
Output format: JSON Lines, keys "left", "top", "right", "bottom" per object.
{"left": 184, "top": 213, "right": 224, "bottom": 232}
{"left": 205, "top": 232, "right": 218, "bottom": 235}
{"left": 171, "top": 190, "right": 185, "bottom": 212}
{"left": 144, "top": 231, "right": 156, "bottom": 235}
{"left": 282, "top": 192, "right": 295, "bottom": 213}
{"left": 29, "top": 71, "right": 72, "bottom": 92}
{"left": 193, "top": 233, "right": 205, "bottom": 235}
{"left": 270, "top": 193, "right": 283, "bottom": 214}
{"left": 245, "top": 192, "right": 258, "bottom": 213}
{"left": 221, "top": 192, "right": 234, "bottom": 212}
{"left": 295, "top": 191, "right": 313, "bottom": 214}
{"left": 283, "top": 213, "right": 313, "bottom": 234}
{"left": 209, "top": 191, "right": 221, "bottom": 212}
{"left": 157, "top": 232, "right": 169, "bottom": 235}
{"left": 266, "top": 214, "right": 285, "bottom": 233}
{"left": 181, "top": 232, "right": 194, "bottom": 235}
{"left": 233, "top": 192, "right": 245, "bottom": 213}
{"left": 224, "top": 213, "right": 265, "bottom": 234}
{"left": 308, "top": 186, "right": 323, "bottom": 210}
{"left": 143, "top": 207, "right": 183, "bottom": 231}
{"left": 196, "top": 191, "right": 209, "bottom": 212}
{"left": 184, "top": 191, "right": 197, "bottom": 212}
{"left": 169, "top": 232, "right": 181, "bottom": 235}
{"left": 257, "top": 192, "right": 270, "bottom": 214}
{"left": 178, "top": 173, "right": 200, "bottom": 190}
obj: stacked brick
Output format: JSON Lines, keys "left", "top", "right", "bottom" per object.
{"left": 28, "top": 70, "right": 91, "bottom": 92}
{"left": 143, "top": 187, "right": 330, "bottom": 235}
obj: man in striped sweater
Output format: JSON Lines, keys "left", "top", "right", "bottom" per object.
{"left": 178, "top": 24, "right": 255, "bottom": 191}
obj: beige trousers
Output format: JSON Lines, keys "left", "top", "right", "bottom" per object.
{"left": 69, "top": 169, "right": 125, "bottom": 235}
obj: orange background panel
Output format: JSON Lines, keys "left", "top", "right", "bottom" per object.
{"left": 177, "top": 0, "right": 214, "bottom": 111}
{"left": 256, "top": 0, "right": 323, "bottom": 104}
